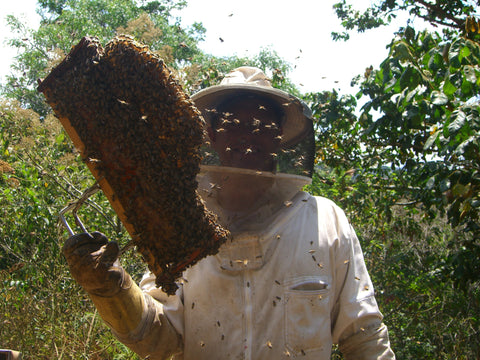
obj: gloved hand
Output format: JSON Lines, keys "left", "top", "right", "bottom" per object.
{"left": 62, "top": 231, "right": 126, "bottom": 297}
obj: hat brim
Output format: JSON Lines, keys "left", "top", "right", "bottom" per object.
{"left": 191, "top": 84, "right": 312, "bottom": 148}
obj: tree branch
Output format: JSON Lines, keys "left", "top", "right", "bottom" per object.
{"left": 414, "top": 0, "right": 464, "bottom": 29}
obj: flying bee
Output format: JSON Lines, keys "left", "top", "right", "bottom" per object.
{"left": 252, "top": 117, "right": 261, "bottom": 127}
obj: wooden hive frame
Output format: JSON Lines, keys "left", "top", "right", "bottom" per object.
{"left": 38, "top": 36, "right": 229, "bottom": 294}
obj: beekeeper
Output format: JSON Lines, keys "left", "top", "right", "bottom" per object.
{"left": 63, "top": 67, "right": 395, "bottom": 359}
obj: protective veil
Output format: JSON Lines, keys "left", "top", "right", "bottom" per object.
{"left": 193, "top": 66, "right": 315, "bottom": 234}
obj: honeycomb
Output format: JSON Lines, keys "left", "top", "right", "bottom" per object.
{"left": 38, "top": 35, "right": 229, "bottom": 294}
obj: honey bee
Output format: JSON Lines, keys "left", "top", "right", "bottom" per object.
{"left": 38, "top": 35, "right": 229, "bottom": 296}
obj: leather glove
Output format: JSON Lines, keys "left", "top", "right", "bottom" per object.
{"left": 63, "top": 231, "right": 126, "bottom": 297}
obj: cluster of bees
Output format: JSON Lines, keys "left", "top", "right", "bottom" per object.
{"left": 38, "top": 35, "right": 229, "bottom": 294}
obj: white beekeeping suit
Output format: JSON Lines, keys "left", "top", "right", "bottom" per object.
{"left": 124, "top": 67, "right": 395, "bottom": 359}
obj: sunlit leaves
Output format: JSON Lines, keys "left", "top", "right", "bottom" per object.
{"left": 1, "top": 0, "right": 203, "bottom": 115}
{"left": 431, "top": 90, "right": 448, "bottom": 105}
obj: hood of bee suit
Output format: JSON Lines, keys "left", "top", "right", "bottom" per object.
{"left": 191, "top": 67, "right": 314, "bottom": 232}
{"left": 191, "top": 66, "right": 313, "bottom": 149}
{"left": 192, "top": 67, "right": 315, "bottom": 234}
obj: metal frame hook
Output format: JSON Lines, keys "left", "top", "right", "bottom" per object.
{"left": 59, "top": 183, "right": 101, "bottom": 236}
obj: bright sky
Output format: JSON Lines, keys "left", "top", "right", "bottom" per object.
{"left": 0, "top": 0, "right": 418, "bottom": 94}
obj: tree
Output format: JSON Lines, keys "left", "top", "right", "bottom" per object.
{"left": 331, "top": 0, "right": 478, "bottom": 40}
{"left": 327, "top": 0, "right": 480, "bottom": 288}
{"left": 296, "top": 3, "right": 480, "bottom": 356}
{"left": 1, "top": 0, "right": 205, "bottom": 116}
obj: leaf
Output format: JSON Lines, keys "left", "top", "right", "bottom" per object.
{"left": 393, "top": 41, "right": 414, "bottom": 62}
{"left": 431, "top": 90, "right": 448, "bottom": 105}
{"left": 426, "top": 176, "right": 435, "bottom": 190}
{"left": 443, "top": 78, "right": 457, "bottom": 96}
{"left": 459, "top": 46, "right": 471, "bottom": 62}
{"left": 55, "top": 132, "right": 65, "bottom": 144}
{"left": 405, "top": 26, "right": 415, "bottom": 42}
{"left": 447, "top": 110, "right": 466, "bottom": 135}
{"left": 452, "top": 183, "right": 470, "bottom": 197}
{"left": 463, "top": 65, "right": 477, "bottom": 83}
{"left": 399, "top": 66, "right": 420, "bottom": 90}
{"left": 427, "top": 51, "right": 444, "bottom": 72}
{"left": 461, "top": 77, "right": 473, "bottom": 97}
{"left": 455, "top": 136, "right": 476, "bottom": 157}
{"left": 424, "top": 131, "right": 439, "bottom": 150}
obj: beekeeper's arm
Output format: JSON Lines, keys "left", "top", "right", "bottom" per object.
{"left": 327, "top": 204, "right": 395, "bottom": 359}
{"left": 62, "top": 232, "right": 182, "bottom": 359}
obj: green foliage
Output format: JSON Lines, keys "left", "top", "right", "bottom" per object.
{"left": 351, "top": 27, "right": 480, "bottom": 288}
{"left": 332, "top": 0, "right": 477, "bottom": 40}
{"left": 0, "top": 100, "right": 145, "bottom": 359}
{"left": 1, "top": 0, "right": 203, "bottom": 116}
{"left": 359, "top": 212, "right": 480, "bottom": 359}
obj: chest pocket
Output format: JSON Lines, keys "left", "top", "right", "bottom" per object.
{"left": 284, "top": 276, "right": 332, "bottom": 355}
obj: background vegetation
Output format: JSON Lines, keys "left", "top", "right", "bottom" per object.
{"left": 1, "top": 0, "right": 479, "bottom": 358}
